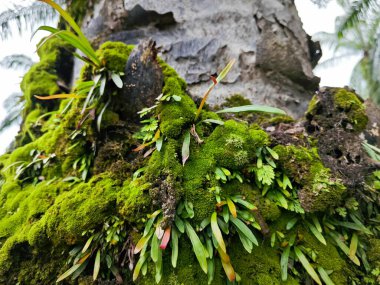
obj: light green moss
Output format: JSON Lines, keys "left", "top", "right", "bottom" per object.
{"left": 333, "top": 88, "right": 368, "bottom": 132}
{"left": 97, "top": 41, "right": 134, "bottom": 73}
{"left": 21, "top": 38, "right": 73, "bottom": 114}
{"left": 117, "top": 179, "right": 152, "bottom": 226}
{"left": 223, "top": 94, "right": 251, "bottom": 107}
{"left": 203, "top": 120, "right": 269, "bottom": 169}
{"left": 230, "top": 238, "right": 299, "bottom": 284}
{"left": 273, "top": 145, "right": 346, "bottom": 212}
{"left": 40, "top": 175, "right": 120, "bottom": 245}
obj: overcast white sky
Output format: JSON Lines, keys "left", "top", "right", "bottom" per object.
{"left": 0, "top": 1, "right": 360, "bottom": 154}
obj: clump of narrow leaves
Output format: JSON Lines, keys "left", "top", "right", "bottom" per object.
{"left": 276, "top": 208, "right": 376, "bottom": 285}
{"left": 57, "top": 216, "right": 127, "bottom": 283}
{"left": 2, "top": 149, "right": 55, "bottom": 184}
{"left": 133, "top": 191, "right": 261, "bottom": 284}
{"left": 34, "top": 0, "right": 124, "bottom": 131}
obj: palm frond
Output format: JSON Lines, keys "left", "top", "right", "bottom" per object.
{"left": 0, "top": 54, "right": 34, "bottom": 70}
{"left": 309, "top": 0, "right": 331, "bottom": 8}
{"left": 0, "top": 92, "right": 23, "bottom": 133}
{"left": 350, "top": 57, "right": 371, "bottom": 98}
{"left": 337, "top": 0, "right": 380, "bottom": 36}
{"left": 314, "top": 51, "right": 360, "bottom": 70}
{"left": 0, "top": 1, "right": 64, "bottom": 40}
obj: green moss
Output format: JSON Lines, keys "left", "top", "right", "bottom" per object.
{"left": 97, "top": 41, "right": 134, "bottom": 73}
{"left": 230, "top": 238, "right": 298, "bottom": 284}
{"left": 21, "top": 38, "right": 73, "bottom": 114}
{"left": 368, "top": 239, "right": 380, "bottom": 263}
{"left": 155, "top": 58, "right": 196, "bottom": 138}
{"left": 117, "top": 179, "right": 152, "bottom": 226}
{"left": 39, "top": 175, "right": 120, "bottom": 244}
{"left": 273, "top": 145, "right": 346, "bottom": 212}
{"left": 307, "top": 88, "right": 368, "bottom": 132}
{"left": 223, "top": 94, "right": 251, "bottom": 107}
{"left": 333, "top": 88, "right": 368, "bottom": 131}
{"left": 204, "top": 120, "right": 269, "bottom": 169}
{"left": 301, "top": 230, "right": 352, "bottom": 284}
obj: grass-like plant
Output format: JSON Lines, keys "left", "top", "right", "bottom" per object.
{"left": 2, "top": 149, "right": 56, "bottom": 184}
{"left": 57, "top": 216, "right": 126, "bottom": 283}
{"left": 133, "top": 190, "right": 261, "bottom": 284}
{"left": 33, "top": 0, "right": 124, "bottom": 131}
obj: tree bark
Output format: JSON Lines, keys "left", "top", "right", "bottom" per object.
{"left": 75, "top": 0, "right": 321, "bottom": 118}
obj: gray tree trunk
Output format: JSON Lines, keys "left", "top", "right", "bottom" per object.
{"left": 76, "top": 0, "right": 321, "bottom": 118}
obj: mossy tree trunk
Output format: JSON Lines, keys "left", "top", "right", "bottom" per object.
{"left": 0, "top": 1, "right": 379, "bottom": 285}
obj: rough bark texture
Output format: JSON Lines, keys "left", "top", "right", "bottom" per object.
{"left": 74, "top": 0, "right": 321, "bottom": 118}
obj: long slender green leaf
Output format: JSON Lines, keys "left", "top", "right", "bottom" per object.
{"left": 349, "top": 214, "right": 373, "bottom": 235}
{"left": 93, "top": 250, "right": 101, "bottom": 281}
{"left": 82, "top": 235, "right": 94, "bottom": 253}
{"left": 211, "top": 212, "right": 226, "bottom": 253}
{"left": 294, "top": 247, "right": 322, "bottom": 285}
{"left": 71, "top": 260, "right": 89, "bottom": 280}
{"left": 231, "top": 197, "right": 257, "bottom": 210}
{"left": 216, "top": 105, "right": 286, "bottom": 115}
{"left": 134, "top": 229, "right": 154, "bottom": 254}
{"left": 217, "top": 218, "right": 229, "bottom": 235}
{"left": 97, "top": 99, "right": 110, "bottom": 132}
{"left": 111, "top": 73, "right": 123, "bottom": 88}
{"left": 207, "top": 258, "right": 215, "bottom": 285}
{"left": 38, "top": 0, "right": 99, "bottom": 65}
{"left": 171, "top": 228, "right": 179, "bottom": 268}
{"left": 155, "top": 246, "right": 163, "bottom": 283}
{"left": 226, "top": 198, "right": 237, "bottom": 218}
{"left": 202, "top": 119, "right": 225, "bottom": 125}
{"left": 216, "top": 59, "right": 236, "bottom": 83}
{"left": 266, "top": 147, "right": 279, "bottom": 160}
{"left": 174, "top": 215, "right": 185, "bottom": 233}
{"left": 286, "top": 217, "right": 298, "bottom": 230}
{"left": 143, "top": 215, "right": 158, "bottom": 237}
{"left": 317, "top": 267, "right": 335, "bottom": 285}
{"left": 184, "top": 221, "right": 208, "bottom": 274}
{"left": 349, "top": 233, "right": 359, "bottom": 260}
{"left": 329, "top": 232, "right": 360, "bottom": 266}
{"left": 133, "top": 252, "right": 148, "bottom": 281}
{"left": 236, "top": 228, "right": 253, "bottom": 253}
{"left": 200, "top": 217, "right": 211, "bottom": 230}
{"left": 311, "top": 215, "right": 322, "bottom": 233}
{"left": 306, "top": 222, "right": 326, "bottom": 245}
{"left": 57, "top": 264, "right": 82, "bottom": 282}
{"left": 230, "top": 216, "right": 258, "bottom": 246}
{"left": 182, "top": 130, "right": 191, "bottom": 166}
{"left": 151, "top": 231, "right": 160, "bottom": 262}
{"left": 35, "top": 26, "right": 99, "bottom": 65}
{"left": 206, "top": 237, "right": 213, "bottom": 258}
{"left": 281, "top": 246, "right": 291, "bottom": 281}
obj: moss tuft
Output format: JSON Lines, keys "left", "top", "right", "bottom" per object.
{"left": 273, "top": 145, "right": 346, "bottom": 212}
{"left": 333, "top": 88, "right": 368, "bottom": 131}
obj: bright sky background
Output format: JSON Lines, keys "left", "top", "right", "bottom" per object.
{"left": 0, "top": 1, "right": 360, "bottom": 154}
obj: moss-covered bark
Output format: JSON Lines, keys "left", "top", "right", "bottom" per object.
{"left": 0, "top": 40, "right": 379, "bottom": 285}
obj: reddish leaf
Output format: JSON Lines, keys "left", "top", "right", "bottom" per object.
{"left": 160, "top": 227, "right": 171, "bottom": 249}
